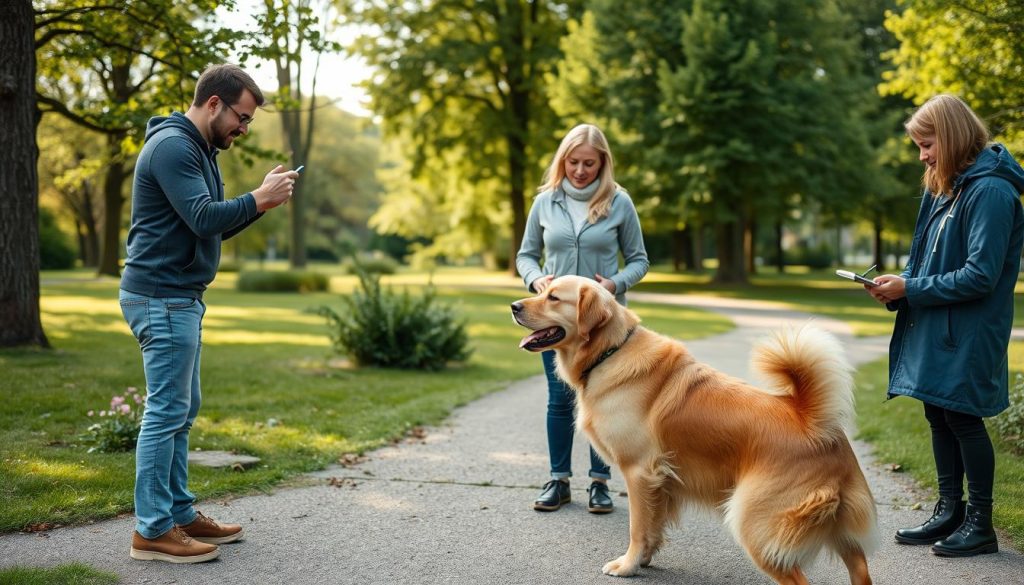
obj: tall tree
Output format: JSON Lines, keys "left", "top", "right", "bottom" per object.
{"left": 34, "top": 0, "right": 238, "bottom": 276}
{"left": 347, "top": 0, "right": 582, "bottom": 272}
{"left": 651, "top": 0, "right": 873, "bottom": 282}
{"left": 239, "top": 0, "right": 343, "bottom": 268}
{"left": 0, "top": 0, "right": 48, "bottom": 347}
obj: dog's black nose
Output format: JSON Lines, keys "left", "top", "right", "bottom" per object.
{"left": 511, "top": 301, "right": 523, "bottom": 314}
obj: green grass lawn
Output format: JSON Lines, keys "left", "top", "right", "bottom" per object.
{"left": 0, "top": 563, "right": 118, "bottom": 585}
{"left": 0, "top": 268, "right": 731, "bottom": 534}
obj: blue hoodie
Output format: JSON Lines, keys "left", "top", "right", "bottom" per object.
{"left": 120, "top": 113, "right": 262, "bottom": 298}
{"left": 887, "top": 143, "right": 1024, "bottom": 416}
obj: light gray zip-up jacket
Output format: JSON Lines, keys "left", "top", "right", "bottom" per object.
{"left": 516, "top": 188, "right": 649, "bottom": 305}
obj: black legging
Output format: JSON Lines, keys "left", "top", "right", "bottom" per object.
{"left": 923, "top": 402, "right": 994, "bottom": 509}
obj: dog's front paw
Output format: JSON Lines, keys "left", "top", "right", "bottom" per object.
{"left": 602, "top": 555, "right": 639, "bottom": 577}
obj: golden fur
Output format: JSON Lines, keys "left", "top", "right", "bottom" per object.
{"left": 512, "top": 276, "right": 878, "bottom": 585}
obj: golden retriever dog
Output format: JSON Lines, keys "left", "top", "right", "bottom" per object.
{"left": 511, "top": 276, "right": 877, "bottom": 585}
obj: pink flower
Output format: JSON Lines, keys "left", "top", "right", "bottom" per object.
{"left": 99, "top": 411, "right": 107, "bottom": 417}
{"left": 111, "top": 396, "right": 125, "bottom": 407}
{"left": 133, "top": 394, "right": 143, "bottom": 404}
{"left": 87, "top": 410, "right": 94, "bottom": 417}
{"left": 119, "top": 404, "right": 131, "bottom": 415}
{"left": 126, "top": 387, "right": 138, "bottom": 394}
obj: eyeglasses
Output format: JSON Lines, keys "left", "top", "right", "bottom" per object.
{"left": 219, "top": 97, "right": 254, "bottom": 127}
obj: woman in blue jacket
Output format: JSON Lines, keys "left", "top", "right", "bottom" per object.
{"left": 516, "top": 123, "right": 649, "bottom": 513}
{"left": 868, "top": 95, "right": 1024, "bottom": 557}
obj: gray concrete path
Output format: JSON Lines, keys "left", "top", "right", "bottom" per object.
{"left": 3, "top": 294, "right": 1023, "bottom": 584}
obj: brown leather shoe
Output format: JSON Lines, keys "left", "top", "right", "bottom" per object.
{"left": 130, "top": 527, "right": 219, "bottom": 563}
{"left": 179, "top": 510, "right": 244, "bottom": 544}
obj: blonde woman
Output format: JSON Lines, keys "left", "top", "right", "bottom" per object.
{"left": 868, "top": 95, "right": 1024, "bottom": 556}
{"left": 516, "top": 123, "right": 649, "bottom": 513}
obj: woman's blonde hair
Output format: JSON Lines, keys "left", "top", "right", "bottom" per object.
{"left": 538, "top": 123, "right": 622, "bottom": 223}
{"left": 905, "top": 94, "right": 990, "bottom": 196}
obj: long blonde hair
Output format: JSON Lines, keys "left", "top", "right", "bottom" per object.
{"left": 538, "top": 123, "right": 622, "bottom": 223}
{"left": 905, "top": 94, "right": 990, "bottom": 196}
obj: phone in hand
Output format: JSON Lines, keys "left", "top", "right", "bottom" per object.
{"left": 835, "top": 269, "right": 878, "bottom": 287}
{"left": 295, "top": 165, "right": 305, "bottom": 174}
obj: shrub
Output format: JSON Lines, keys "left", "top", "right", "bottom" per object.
{"left": 218, "top": 260, "right": 242, "bottom": 273}
{"left": 341, "top": 252, "right": 398, "bottom": 275}
{"left": 316, "top": 270, "right": 471, "bottom": 370}
{"left": 784, "top": 242, "right": 833, "bottom": 269}
{"left": 237, "top": 270, "right": 329, "bottom": 292}
{"left": 39, "top": 207, "right": 76, "bottom": 270}
{"left": 993, "top": 373, "right": 1024, "bottom": 454}
{"left": 81, "top": 387, "right": 146, "bottom": 453}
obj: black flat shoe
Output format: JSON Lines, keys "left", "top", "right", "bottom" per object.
{"left": 587, "top": 481, "right": 613, "bottom": 514}
{"left": 534, "top": 479, "right": 571, "bottom": 511}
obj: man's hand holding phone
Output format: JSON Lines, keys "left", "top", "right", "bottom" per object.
{"left": 253, "top": 164, "right": 302, "bottom": 211}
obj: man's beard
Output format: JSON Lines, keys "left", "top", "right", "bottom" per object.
{"left": 212, "top": 127, "right": 240, "bottom": 150}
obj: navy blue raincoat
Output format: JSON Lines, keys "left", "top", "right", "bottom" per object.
{"left": 887, "top": 144, "right": 1024, "bottom": 417}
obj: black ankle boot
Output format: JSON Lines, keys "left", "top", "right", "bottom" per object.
{"left": 931, "top": 504, "right": 999, "bottom": 557}
{"left": 533, "top": 479, "right": 571, "bottom": 511}
{"left": 587, "top": 481, "right": 613, "bottom": 514}
{"left": 895, "top": 496, "right": 966, "bottom": 545}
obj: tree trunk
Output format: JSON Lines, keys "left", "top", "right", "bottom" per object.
{"left": 0, "top": 0, "right": 49, "bottom": 347}
{"left": 873, "top": 212, "right": 884, "bottom": 271}
{"left": 81, "top": 181, "right": 100, "bottom": 267}
{"left": 745, "top": 218, "right": 756, "bottom": 275}
{"left": 774, "top": 220, "right": 784, "bottom": 273}
{"left": 97, "top": 133, "right": 127, "bottom": 277}
{"left": 714, "top": 219, "right": 748, "bottom": 284}
{"left": 692, "top": 224, "right": 704, "bottom": 273}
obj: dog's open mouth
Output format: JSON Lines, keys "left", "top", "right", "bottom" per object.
{"left": 519, "top": 326, "right": 566, "bottom": 351}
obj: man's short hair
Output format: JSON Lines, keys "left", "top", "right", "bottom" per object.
{"left": 193, "top": 64, "right": 265, "bottom": 108}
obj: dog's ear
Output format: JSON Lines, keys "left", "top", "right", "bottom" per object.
{"left": 577, "top": 285, "right": 612, "bottom": 342}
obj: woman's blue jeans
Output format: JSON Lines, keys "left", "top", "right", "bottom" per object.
{"left": 119, "top": 290, "right": 204, "bottom": 539}
{"left": 541, "top": 350, "right": 610, "bottom": 480}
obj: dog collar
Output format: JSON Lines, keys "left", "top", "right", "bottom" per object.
{"left": 580, "top": 327, "right": 637, "bottom": 382}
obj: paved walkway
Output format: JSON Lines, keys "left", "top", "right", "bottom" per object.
{"left": 3, "top": 294, "right": 1023, "bottom": 584}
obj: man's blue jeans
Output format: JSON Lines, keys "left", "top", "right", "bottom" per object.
{"left": 541, "top": 350, "right": 611, "bottom": 480}
{"left": 119, "top": 290, "right": 204, "bottom": 539}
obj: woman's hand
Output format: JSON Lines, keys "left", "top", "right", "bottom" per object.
{"left": 595, "top": 274, "right": 617, "bottom": 294}
{"left": 867, "top": 274, "right": 907, "bottom": 304}
{"left": 531, "top": 275, "right": 554, "bottom": 293}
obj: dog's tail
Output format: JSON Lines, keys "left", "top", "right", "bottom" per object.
{"left": 751, "top": 323, "right": 854, "bottom": 444}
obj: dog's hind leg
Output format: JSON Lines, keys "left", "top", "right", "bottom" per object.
{"left": 838, "top": 546, "right": 872, "bottom": 585}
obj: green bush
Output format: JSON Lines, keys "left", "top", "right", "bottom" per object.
{"left": 341, "top": 252, "right": 398, "bottom": 275}
{"left": 994, "top": 373, "right": 1024, "bottom": 454}
{"left": 80, "top": 387, "right": 145, "bottom": 453}
{"left": 218, "top": 260, "right": 242, "bottom": 273}
{"left": 784, "top": 241, "right": 833, "bottom": 269}
{"left": 237, "top": 270, "right": 329, "bottom": 292}
{"left": 316, "top": 270, "right": 471, "bottom": 370}
{"left": 39, "top": 207, "right": 76, "bottom": 269}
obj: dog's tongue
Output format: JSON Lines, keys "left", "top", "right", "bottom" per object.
{"left": 519, "top": 327, "right": 556, "bottom": 349}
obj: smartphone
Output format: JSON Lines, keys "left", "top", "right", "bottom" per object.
{"left": 835, "top": 269, "right": 878, "bottom": 287}
{"left": 295, "top": 165, "right": 305, "bottom": 173}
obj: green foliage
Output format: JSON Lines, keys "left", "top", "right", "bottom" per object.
{"left": 236, "top": 270, "right": 328, "bottom": 293}
{"left": 993, "top": 373, "right": 1024, "bottom": 454}
{"left": 881, "top": 0, "right": 1024, "bottom": 151}
{"left": 38, "top": 208, "right": 76, "bottom": 270}
{"left": 341, "top": 252, "right": 398, "bottom": 275}
{"left": 80, "top": 388, "right": 145, "bottom": 454}
{"left": 317, "top": 271, "right": 471, "bottom": 370}
{"left": 347, "top": 0, "right": 582, "bottom": 266}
